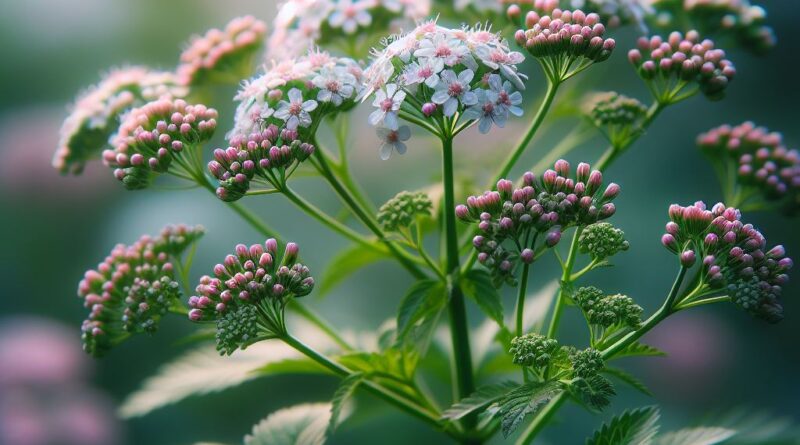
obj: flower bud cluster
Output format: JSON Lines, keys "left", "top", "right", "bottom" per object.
{"left": 54, "top": 67, "right": 186, "bottom": 175}
{"left": 569, "top": 347, "right": 604, "bottom": 378}
{"left": 103, "top": 99, "right": 218, "bottom": 189}
{"left": 651, "top": 0, "right": 775, "bottom": 54}
{"left": 514, "top": 8, "right": 616, "bottom": 82}
{"left": 628, "top": 30, "right": 736, "bottom": 101}
{"left": 188, "top": 239, "right": 314, "bottom": 354}
{"left": 573, "top": 286, "right": 642, "bottom": 328}
{"left": 209, "top": 125, "right": 316, "bottom": 201}
{"left": 697, "top": 122, "right": 800, "bottom": 215}
{"left": 566, "top": 0, "right": 654, "bottom": 31}
{"left": 361, "top": 20, "right": 527, "bottom": 149}
{"left": 510, "top": 333, "right": 560, "bottom": 368}
{"left": 377, "top": 191, "right": 433, "bottom": 232}
{"left": 661, "top": 201, "right": 792, "bottom": 322}
{"left": 232, "top": 50, "right": 363, "bottom": 139}
{"left": 177, "top": 16, "right": 268, "bottom": 87}
{"left": 584, "top": 91, "right": 648, "bottom": 148}
{"left": 578, "top": 222, "right": 630, "bottom": 261}
{"left": 457, "top": 160, "right": 620, "bottom": 285}
{"left": 78, "top": 225, "right": 204, "bottom": 357}
{"left": 267, "top": 0, "right": 431, "bottom": 60}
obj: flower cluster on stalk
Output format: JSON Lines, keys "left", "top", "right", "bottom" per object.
{"left": 361, "top": 20, "right": 527, "bottom": 153}
{"left": 267, "top": 0, "right": 431, "bottom": 60}
{"left": 188, "top": 239, "right": 314, "bottom": 355}
{"left": 456, "top": 159, "right": 620, "bottom": 286}
{"left": 102, "top": 98, "right": 218, "bottom": 189}
{"left": 509, "top": 333, "right": 607, "bottom": 381}
{"left": 78, "top": 225, "right": 204, "bottom": 357}
{"left": 697, "top": 122, "right": 800, "bottom": 215}
{"left": 628, "top": 30, "right": 736, "bottom": 102}
{"left": 584, "top": 91, "right": 649, "bottom": 149}
{"left": 177, "top": 16, "right": 268, "bottom": 87}
{"left": 573, "top": 286, "right": 642, "bottom": 333}
{"left": 661, "top": 201, "right": 792, "bottom": 322}
{"left": 54, "top": 67, "right": 186, "bottom": 175}
{"left": 566, "top": 0, "right": 654, "bottom": 31}
{"left": 650, "top": 0, "right": 775, "bottom": 54}
{"left": 578, "top": 221, "right": 629, "bottom": 261}
{"left": 514, "top": 8, "right": 616, "bottom": 83}
{"left": 377, "top": 191, "right": 433, "bottom": 232}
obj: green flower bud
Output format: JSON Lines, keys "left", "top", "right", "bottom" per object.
{"left": 510, "top": 333, "right": 560, "bottom": 368}
{"left": 377, "top": 191, "right": 433, "bottom": 232}
{"left": 573, "top": 286, "right": 642, "bottom": 328}
{"left": 579, "top": 222, "right": 629, "bottom": 261}
{"left": 215, "top": 305, "right": 260, "bottom": 356}
{"left": 570, "top": 348, "right": 604, "bottom": 378}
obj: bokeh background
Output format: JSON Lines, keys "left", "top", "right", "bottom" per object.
{"left": 0, "top": 0, "right": 798, "bottom": 444}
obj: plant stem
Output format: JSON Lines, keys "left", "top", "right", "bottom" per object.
{"left": 492, "top": 80, "right": 560, "bottom": 183}
{"left": 280, "top": 334, "right": 445, "bottom": 430}
{"left": 595, "top": 102, "right": 664, "bottom": 172}
{"left": 514, "top": 392, "right": 567, "bottom": 445}
{"left": 441, "top": 135, "right": 477, "bottom": 425}
{"left": 546, "top": 227, "right": 584, "bottom": 339}
{"left": 288, "top": 301, "right": 353, "bottom": 351}
{"left": 601, "top": 266, "right": 687, "bottom": 360}
{"left": 515, "top": 263, "right": 531, "bottom": 338}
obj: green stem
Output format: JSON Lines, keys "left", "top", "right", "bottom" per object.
{"left": 280, "top": 334, "right": 445, "bottom": 431}
{"left": 595, "top": 102, "right": 665, "bottom": 172}
{"left": 441, "top": 135, "right": 477, "bottom": 423}
{"left": 515, "top": 263, "right": 531, "bottom": 338}
{"left": 288, "top": 300, "right": 353, "bottom": 351}
{"left": 601, "top": 266, "right": 688, "bottom": 360}
{"left": 546, "top": 227, "right": 584, "bottom": 339}
{"left": 492, "top": 80, "right": 560, "bottom": 183}
{"left": 282, "top": 186, "right": 383, "bottom": 254}
{"left": 514, "top": 392, "right": 568, "bottom": 445}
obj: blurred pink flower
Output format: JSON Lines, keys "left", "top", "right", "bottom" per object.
{"left": 0, "top": 317, "right": 85, "bottom": 386}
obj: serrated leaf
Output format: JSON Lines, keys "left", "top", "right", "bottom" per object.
{"left": 328, "top": 373, "right": 363, "bottom": 435}
{"left": 441, "top": 381, "right": 519, "bottom": 421}
{"left": 318, "top": 243, "right": 389, "bottom": 296}
{"left": 461, "top": 269, "right": 505, "bottom": 326}
{"left": 603, "top": 367, "right": 653, "bottom": 396}
{"left": 396, "top": 279, "right": 445, "bottom": 343}
{"left": 489, "top": 381, "right": 563, "bottom": 438}
{"left": 119, "top": 342, "right": 317, "bottom": 418}
{"left": 572, "top": 374, "right": 616, "bottom": 411}
{"left": 587, "top": 406, "right": 661, "bottom": 445}
{"left": 656, "top": 427, "right": 736, "bottom": 445}
{"left": 611, "top": 342, "right": 666, "bottom": 360}
{"left": 244, "top": 403, "right": 337, "bottom": 445}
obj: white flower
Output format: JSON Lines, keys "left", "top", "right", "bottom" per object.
{"left": 463, "top": 88, "right": 505, "bottom": 134}
{"left": 313, "top": 67, "right": 356, "bottom": 106}
{"left": 475, "top": 44, "right": 527, "bottom": 90}
{"left": 488, "top": 74, "right": 524, "bottom": 118}
{"left": 377, "top": 125, "right": 411, "bottom": 160}
{"left": 328, "top": 0, "right": 373, "bottom": 34}
{"left": 431, "top": 69, "right": 478, "bottom": 117}
{"left": 414, "top": 32, "right": 470, "bottom": 67}
{"left": 369, "top": 83, "right": 406, "bottom": 130}
{"left": 274, "top": 88, "right": 318, "bottom": 129}
{"left": 401, "top": 58, "right": 444, "bottom": 88}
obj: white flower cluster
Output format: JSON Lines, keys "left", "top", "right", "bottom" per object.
{"left": 232, "top": 50, "right": 364, "bottom": 138}
{"left": 267, "top": 0, "right": 431, "bottom": 60}
{"left": 54, "top": 67, "right": 186, "bottom": 174}
{"left": 362, "top": 21, "right": 527, "bottom": 159}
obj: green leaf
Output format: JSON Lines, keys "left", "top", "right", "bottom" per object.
{"left": 396, "top": 279, "right": 445, "bottom": 343}
{"left": 119, "top": 342, "right": 317, "bottom": 418}
{"left": 329, "top": 373, "right": 363, "bottom": 435}
{"left": 488, "top": 380, "right": 563, "bottom": 438}
{"left": 318, "top": 243, "right": 389, "bottom": 297}
{"left": 337, "top": 348, "right": 416, "bottom": 381}
{"left": 461, "top": 269, "right": 505, "bottom": 326}
{"left": 244, "top": 403, "right": 337, "bottom": 445}
{"left": 603, "top": 367, "right": 653, "bottom": 396}
{"left": 611, "top": 342, "right": 666, "bottom": 360}
{"left": 441, "top": 381, "right": 519, "bottom": 421}
{"left": 587, "top": 406, "right": 661, "bottom": 445}
{"left": 571, "top": 374, "right": 616, "bottom": 411}
{"left": 655, "top": 427, "right": 736, "bottom": 445}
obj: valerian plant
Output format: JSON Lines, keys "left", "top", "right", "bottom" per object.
{"left": 56, "top": 1, "right": 797, "bottom": 444}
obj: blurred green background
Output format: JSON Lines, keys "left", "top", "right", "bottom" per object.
{"left": 0, "top": 0, "right": 798, "bottom": 444}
